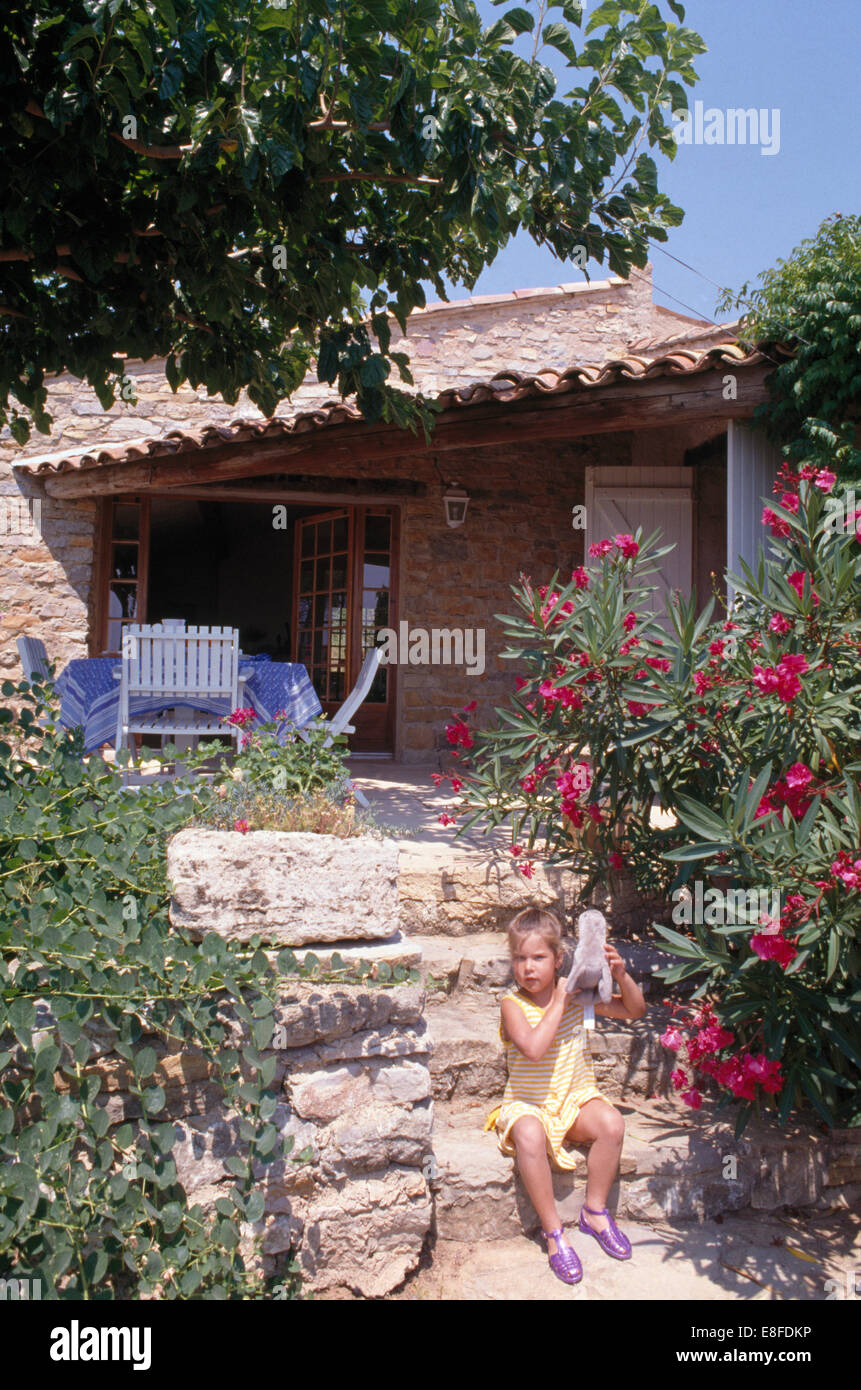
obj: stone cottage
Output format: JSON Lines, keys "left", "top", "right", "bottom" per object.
{"left": 1, "top": 264, "right": 786, "bottom": 759}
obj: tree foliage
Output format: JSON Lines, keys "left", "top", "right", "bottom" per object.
{"left": 719, "top": 212, "right": 861, "bottom": 480}
{"left": 0, "top": 0, "right": 706, "bottom": 441}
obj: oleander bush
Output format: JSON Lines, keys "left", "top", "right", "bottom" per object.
{"left": 444, "top": 469, "right": 861, "bottom": 1134}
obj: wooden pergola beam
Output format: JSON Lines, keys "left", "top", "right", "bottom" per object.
{"left": 36, "top": 365, "right": 774, "bottom": 499}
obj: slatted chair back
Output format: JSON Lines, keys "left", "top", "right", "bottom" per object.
{"left": 16, "top": 635, "right": 51, "bottom": 682}
{"left": 122, "top": 624, "right": 239, "bottom": 704}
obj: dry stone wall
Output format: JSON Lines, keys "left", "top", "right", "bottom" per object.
{"left": 164, "top": 827, "right": 434, "bottom": 1296}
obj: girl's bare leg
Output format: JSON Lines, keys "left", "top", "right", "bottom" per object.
{"left": 511, "top": 1116, "right": 570, "bottom": 1256}
{"left": 564, "top": 1099, "right": 625, "bottom": 1234}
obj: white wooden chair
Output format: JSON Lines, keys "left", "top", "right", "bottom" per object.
{"left": 299, "top": 647, "right": 382, "bottom": 808}
{"left": 17, "top": 636, "right": 51, "bottom": 683}
{"left": 115, "top": 625, "right": 245, "bottom": 769}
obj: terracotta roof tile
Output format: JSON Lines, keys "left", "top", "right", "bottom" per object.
{"left": 15, "top": 341, "right": 793, "bottom": 479}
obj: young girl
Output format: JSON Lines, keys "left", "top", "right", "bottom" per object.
{"left": 495, "top": 906, "right": 647, "bottom": 1284}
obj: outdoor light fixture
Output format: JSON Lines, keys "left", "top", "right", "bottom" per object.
{"left": 443, "top": 482, "right": 469, "bottom": 528}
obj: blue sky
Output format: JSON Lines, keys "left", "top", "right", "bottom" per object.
{"left": 424, "top": 0, "right": 858, "bottom": 326}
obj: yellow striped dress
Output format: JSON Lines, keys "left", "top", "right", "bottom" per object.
{"left": 496, "top": 988, "right": 612, "bottom": 1170}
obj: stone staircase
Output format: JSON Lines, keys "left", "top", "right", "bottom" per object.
{"left": 403, "top": 931, "right": 859, "bottom": 1241}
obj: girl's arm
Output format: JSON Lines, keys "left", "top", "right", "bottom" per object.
{"left": 501, "top": 979, "right": 569, "bottom": 1062}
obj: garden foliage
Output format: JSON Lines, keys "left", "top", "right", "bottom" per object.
{"left": 0, "top": 677, "right": 413, "bottom": 1298}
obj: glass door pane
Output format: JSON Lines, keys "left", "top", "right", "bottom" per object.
{"left": 293, "top": 510, "right": 351, "bottom": 704}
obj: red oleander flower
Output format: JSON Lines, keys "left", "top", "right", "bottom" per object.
{"left": 233, "top": 819, "right": 250, "bottom": 834}
{"left": 681, "top": 1088, "right": 703, "bottom": 1109}
{"left": 614, "top": 533, "right": 639, "bottom": 558}
{"left": 588, "top": 538, "right": 613, "bottom": 558}
{"left": 762, "top": 506, "right": 791, "bottom": 538}
{"left": 225, "top": 706, "right": 257, "bottom": 727}
{"left": 519, "top": 860, "right": 535, "bottom": 879}
{"left": 445, "top": 719, "right": 474, "bottom": 749}
{"left": 438, "top": 812, "right": 457, "bottom": 826}
{"left": 462, "top": 700, "right": 477, "bottom": 713}
{"left": 571, "top": 566, "right": 590, "bottom": 589}
{"left": 788, "top": 569, "right": 819, "bottom": 605}
{"left": 814, "top": 469, "right": 836, "bottom": 492}
{"left": 608, "top": 851, "right": 624, "bottom": 870}
{"left": 450, "top": 776, "right": 463, "bottom": 793}
{"left": 623, "top": 611, "right": 637, "bottom": 632}
{"left": 769, "top": 612, "right": 791, "bottom": 635}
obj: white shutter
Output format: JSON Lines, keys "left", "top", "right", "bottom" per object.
{"left": 586, "top": 469, "right": 693, "bottom": 627}
{"left": 727, "top": 420, "right": 784, "bottom": 599}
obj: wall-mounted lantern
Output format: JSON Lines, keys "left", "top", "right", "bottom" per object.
{"left": 443, "top": 482, "right": 469, "bottom": 529}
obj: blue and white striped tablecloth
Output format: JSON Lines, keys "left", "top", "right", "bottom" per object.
{"left": 54, "top": 656, "right": 322, "bottom": 754}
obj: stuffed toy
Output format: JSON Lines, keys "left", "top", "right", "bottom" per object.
{"left": 564, "top": 908, "right": 613, "bottom": 1030}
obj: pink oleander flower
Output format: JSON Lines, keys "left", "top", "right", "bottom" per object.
{"left": 519, "top": 860, "right": 535, "bottom": 879}
{"left": 571, "top": 566, "right": 590, "bottom": 589}
{"left": 681, "top": 1088, "right": 703, "bottom": 1109}
{"left": 831, "top": 850, "right": 861, "bottom": 888}
{"left": 614, "top": 533, "right": 639, "bottom": 558}
{"left": 445, "top": 719, "right": 473, "bottom": 749}
{"left": 462, "top": 699, "right": 477, "bottom": 713}
{"left": 769, "top": 612, "right": 791, "bottom": 635}
{"left": 814, "top": 469, "right": 836, "bottom": 492}
{"left": 762, "top": 506, "right": 791, "bottom": 538}
{"left": 430, "top": 773, "right": 443, "bottom": 786}
{"left": 670, "top": 1068, "right": 689, "bottom": 1091}
{"left": 780, "top": 491, "right": 799, "bottom": 514}
{"left": 661, "top": 1027, "right": 684, "bottom": 1052}
{"left": 438, "top": 812, "right": 457, "bottom": 826}
{"left": 750, "top": 932, "right": 798, "bottom": 968}
{"left": 588, "top": 538, "right": 613, "bottom": 559}
{"left": 788, "top": 569, "right": 819, "bottom": 606}
{"left": 623, "top": 611, "right": 637, "bottom": 632}
{"left": 450, "top": 776, "right": 463, "bottom": 793}
{"left": 233, "top": 819, "right": 250, "bottom": 834}
{"left": 626, "top": 700, "right": 653, "bottom": 717}
{"left": 509, "top": 844, "right": 523, "bottom": 858}
{"left": 515, "top": 676, "right": 529, "bottom": 691}
{"left": 586, "top": 802, "right": 603, "bottom": 824}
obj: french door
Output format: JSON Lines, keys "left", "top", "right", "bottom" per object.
{"left": 292, "top": 506, "right": 397, "bottom": 752}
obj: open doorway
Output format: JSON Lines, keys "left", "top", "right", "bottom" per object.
{"left": 96, "top": 495, "right": 397, "bottom": 752}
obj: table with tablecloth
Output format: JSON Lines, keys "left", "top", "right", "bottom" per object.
{"left": 53, "top": 655, "right": 322, "bottom": 754}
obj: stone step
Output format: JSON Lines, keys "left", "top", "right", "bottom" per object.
{"left": 426, "top": 996, "right": 681, "bottom": 1105}
{"left": 429, "top": 1097, "right": 853, "bottom": 1241}
{"left": 414, "top": 932, "right": 701, "bottom": 1001}
{"left": 392, "top": 1209, "right": 860, "bottom": 1301}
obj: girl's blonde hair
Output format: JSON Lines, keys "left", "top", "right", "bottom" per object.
{"left": 507, "top": 907, "right": 566, "bottom": 957}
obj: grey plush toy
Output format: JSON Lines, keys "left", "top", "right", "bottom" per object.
{"left": 565, "top": 908, "right": 614, "bottom": 1030}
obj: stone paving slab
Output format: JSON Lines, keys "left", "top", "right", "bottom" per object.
{"left": 391, "top": 1207, "right": 860, "bottom": 1301}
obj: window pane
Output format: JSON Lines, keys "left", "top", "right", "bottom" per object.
{"left": 110, "top": 583, "right": 138, "bottom": 618}
{"left": 332, "top": 517, "right": 348, "bottom": 551}
{"left": 111, "top": 545, "right": 138, "bottom": 579}
{"left": 317, "top": 520, "right": 331, "bottom": 554}
{"left": 297, "top": 596, "right": 313, "bottom": 628}
{"left": 314, "top": 593, "right": 330, "bottom": 626}
{"left": 332, "top": 556, "right": 347, "bottom": 588}
{"left": 300, "top": 561, "right": 314, "bottom": 594}
{"left": 316, "top": 556, "right": 331, "bottom": 591}
{"left": 365, "top": 515, "right": 390, "bottom": 552}
{"left": 113, "top": 504, "right": 139, "bottom": 540}
{"left": 106, "top": 618, "right": 122, "bottom": 653}
{"left": 301, "top": 526, "right": 315, "bottom": 558}
{"left": 363, "top": 554, "right": 389, "bottom": 586}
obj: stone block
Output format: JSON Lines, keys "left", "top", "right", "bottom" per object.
{"left": 319, "top": 1097, "right": 433, "bottom": 1173}
{"left": 288, "top": 1057, "right": 432, "bottom": 1123}
{"left": 167, "top": 828, "right": 399, "bottom": 944}
{"left": 298, "top": 1166, "right": 432, "bottom": 1297}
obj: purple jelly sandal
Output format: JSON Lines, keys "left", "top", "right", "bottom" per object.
{"left": 542, "top": 1227, "right": 583, "bottom": 1284}
{"left": 578, "top": 1204, "right": 632, "bottom": 1260}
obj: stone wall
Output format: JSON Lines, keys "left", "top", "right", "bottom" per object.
{"left": 164, "top": 827, "right": 433, "bottom": 1297}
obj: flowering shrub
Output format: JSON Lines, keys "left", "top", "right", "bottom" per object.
{"left": 444, "top": 470, "right": 861, "bottom": 1132}
{"left": 179, "top": 710, "right": 351, "bottom": 813}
